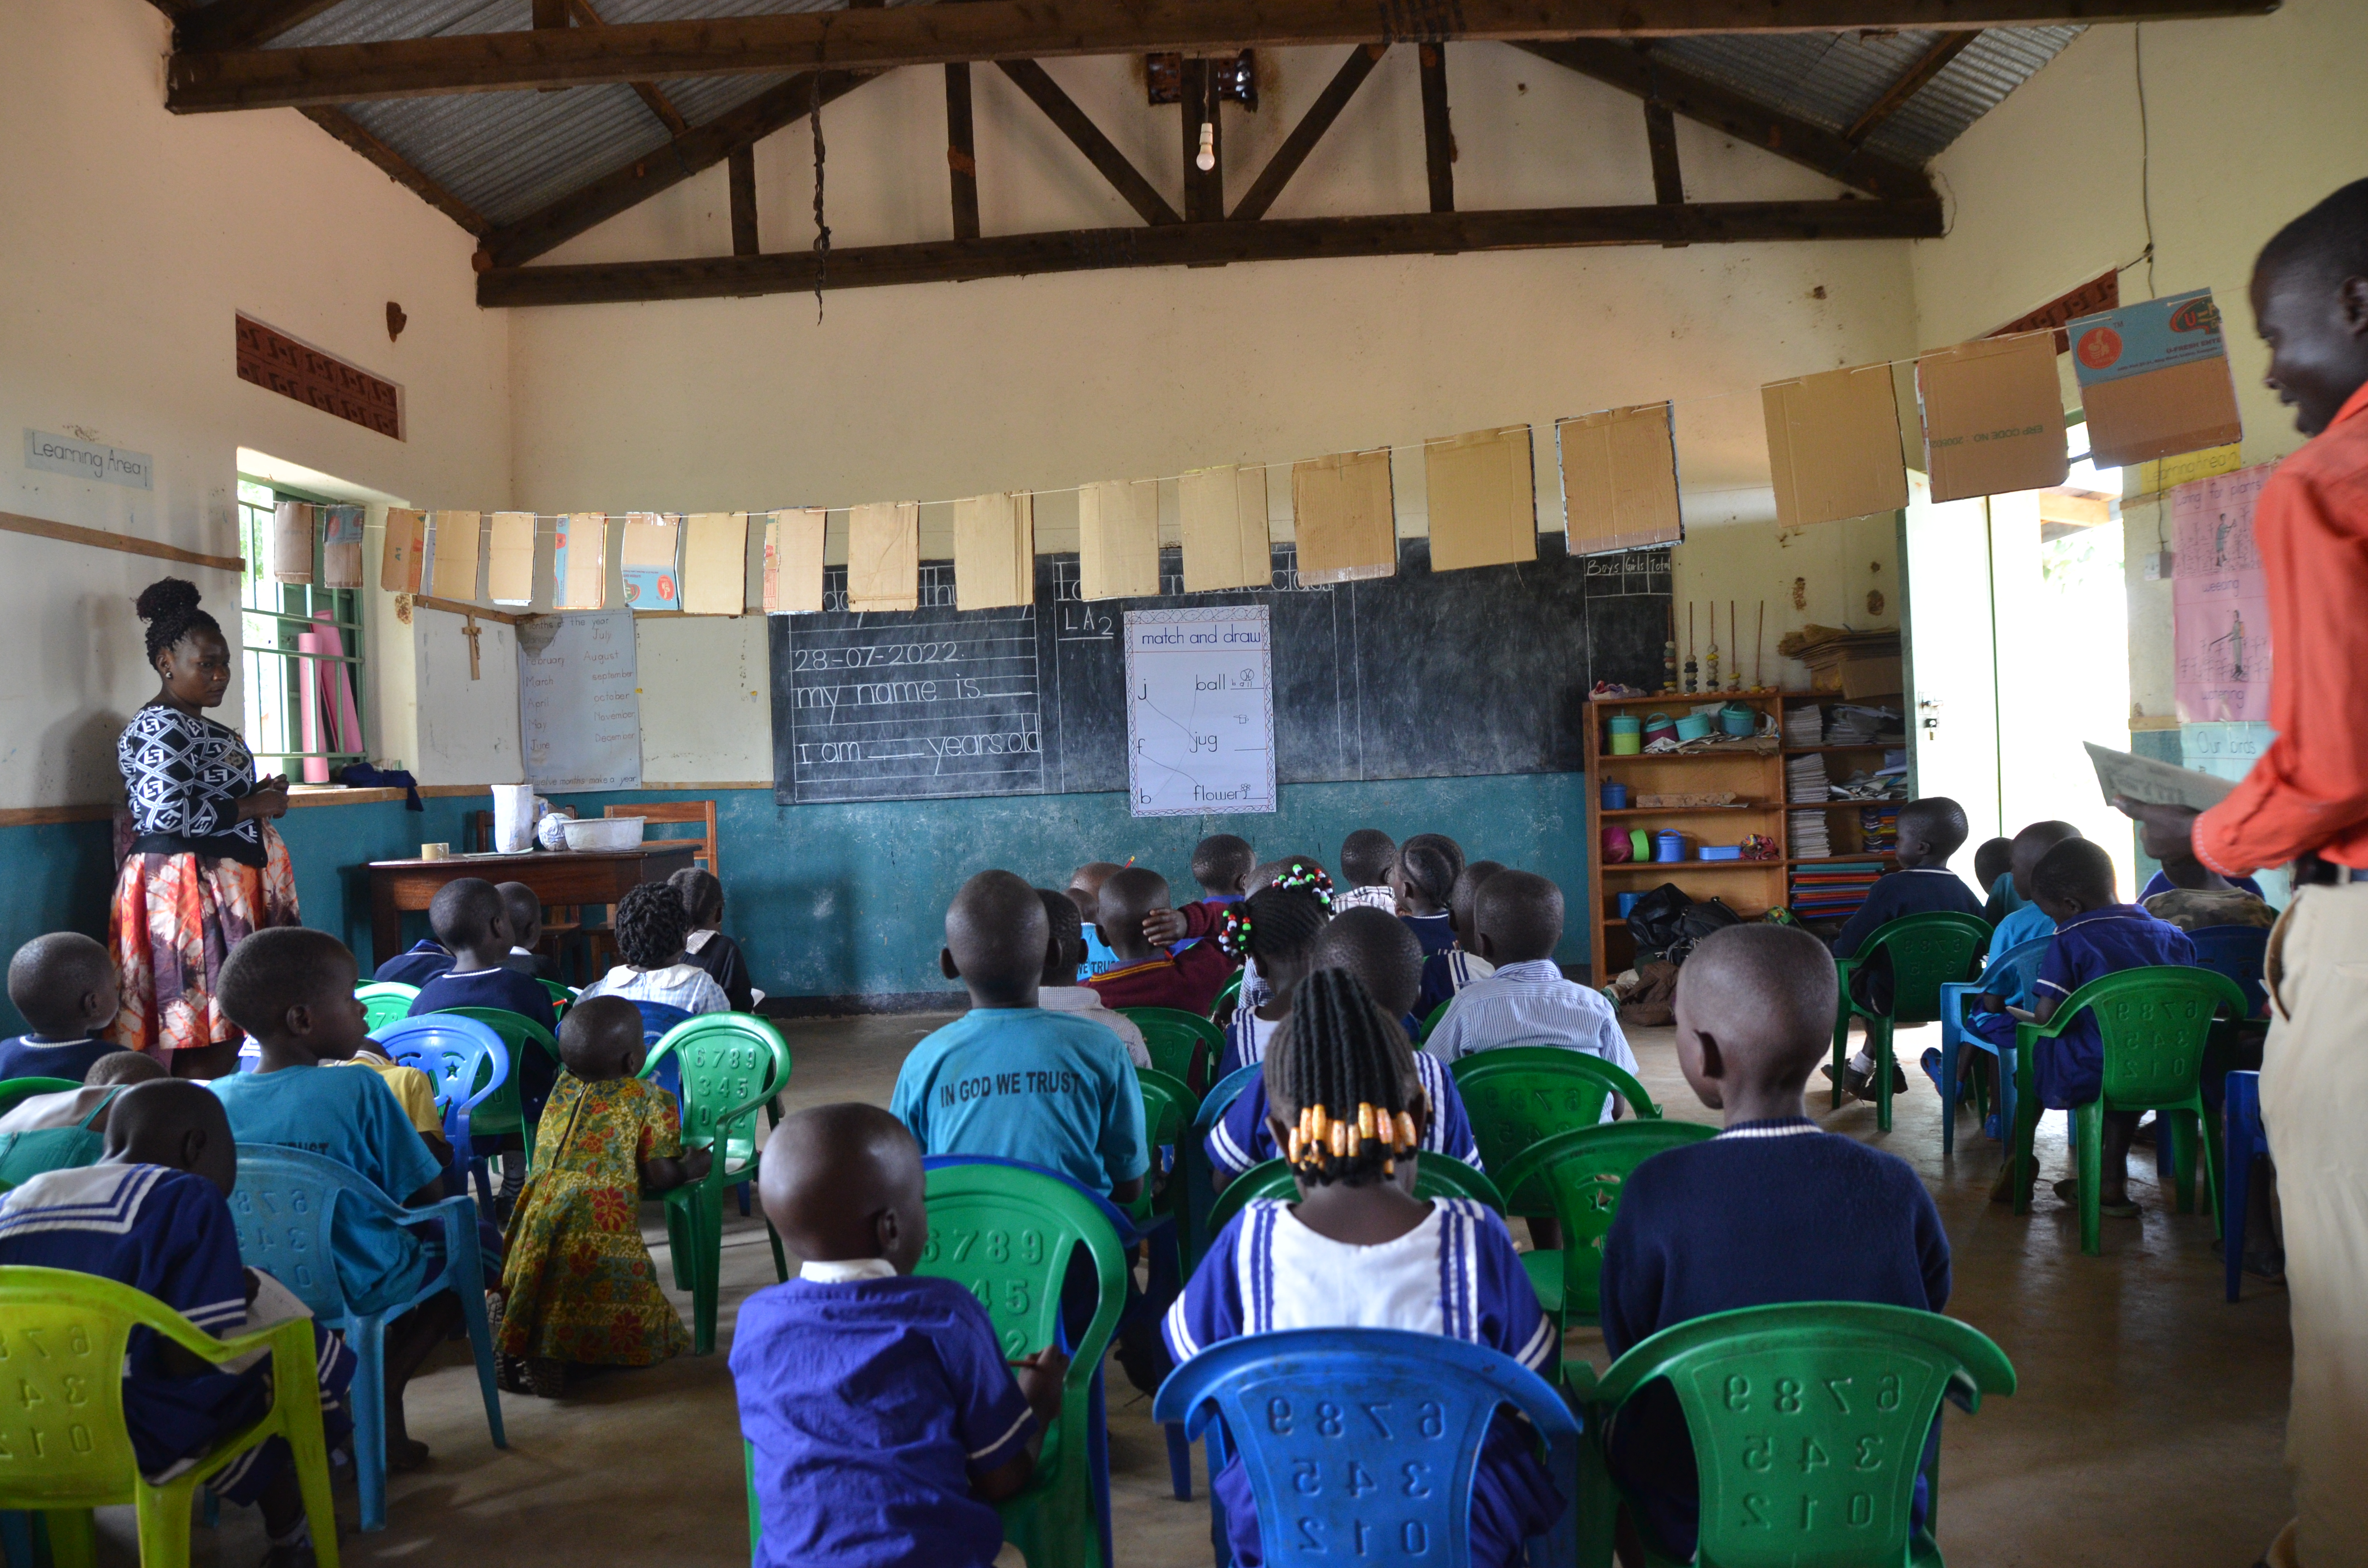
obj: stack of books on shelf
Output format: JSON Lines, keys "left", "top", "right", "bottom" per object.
{"left": 1783, "top": 706, "right": 1824, "bottom": 747}
{"left": 1860, "top": 802, "right": 1900, "bottom": 856}
{"left": 1789, "top": 859, "right": 1886, "bottom": 920}
{"left": 1787, "top": 754, "right": 1832, "bottom": 804}
{"left": 1824, "top": 704, "right": 1902, "bottom": 745}
{"left": 1788, "top": 809, "right": 1832, "bottom": 859}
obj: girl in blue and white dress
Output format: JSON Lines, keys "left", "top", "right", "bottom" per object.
{"left": 1214, "top": 870, "right": 1333, "bottom": 1080}
{"left": 1164, "top": 968, "right": 1561, "bottom": 1568}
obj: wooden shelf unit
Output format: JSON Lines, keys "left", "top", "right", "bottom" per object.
{"left": 1777, "top": 688, "right": 1907, "bottom": 870}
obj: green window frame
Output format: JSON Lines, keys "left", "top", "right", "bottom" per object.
{"left": 235, "top": 476, "right": 369, "bottom": 772}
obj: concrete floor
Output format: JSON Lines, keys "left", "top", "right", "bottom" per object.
{"left": 162, "top": 1014, "right": 2291, "bottom": 1568}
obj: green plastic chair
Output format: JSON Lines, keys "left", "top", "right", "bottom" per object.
{"left": 1121, "top": 1006, "right": 1221, "bottom": 1091}
{"left": 1418, "top": 997, "right": 1452, "bottom": 1041}
{"left": 537, "top": 978, "right": 577, "bottom": 1017}
{"left": 1206, "top": 1152, "right": 1507, "bottom": 1237}
{"left": 1495, "top": 1120, "right": 1717, "bottom": 1329}
{"left": 917, "top": 1162, "right": 1129, "bottom": 1568}
{"left": 1210, "top": 970, "right": 1243, "bottom": 1017}
{"left": 354, "top": 980, "right": 419, "bottom": 1034}
{"left": 1830, "top": 912, "right": 1992, "bottom": 1133}
{"left": 641, "top": 1013, "right": 792, "bottom": 1354}
{"left": 438, "top": 1006, "right": 560, "bottom": 1168}
{"left": 0, "top": 1077, "right": 82, "bottom": 1118}
{"left": 1132, "top": 1067, "right": 1200, "bottom": 1227}
{"left": 2010, "top": 965, "right": 2246, "bottom": 1256}
{"left": 0, "top": 1266, "right": 343, "bottom": 1568}
{"left": 1451, "top": 1046, "right": 1663, "bottom": 1215}
{"left": 1566, "top": 1302, "right": 2017, "bottom": 1568}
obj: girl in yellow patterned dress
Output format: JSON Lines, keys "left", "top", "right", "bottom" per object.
{"left": 496, "top": 995, "right": 710, "bottom": 1395}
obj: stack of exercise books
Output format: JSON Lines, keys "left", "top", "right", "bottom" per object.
{"left": 1789, "top": 859, "right": 1886, "bottom": 921}
{"left": 1860, "top": 802, "right": 1900, "bottom": 857}
{"left": 1788, "top": 809, "right": 1833, "bottom": 859}
{"left": 1783, "top": 705, "right": 1825, "bottom": 747}
{"left": 1787, "top": 754, "right": 1832, "bottom": 803}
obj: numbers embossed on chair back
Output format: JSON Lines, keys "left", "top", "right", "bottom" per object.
{"left": 0, "top": 1310, "right": 121, "bottom": 1490}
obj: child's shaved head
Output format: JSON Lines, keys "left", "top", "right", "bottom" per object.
{"left": 497, "top": 882, "right": 545, "bottom": 946}
{"left": 2010, "top": 820, "right": 2083, "bottom": 898}
{"left": 428, "top": 877, "right": 507, "bottom": 951}
{"left": 945, "top": 870, "right": 1053, "bottom": 1004}
{"left": 86, "top": 1052, "right": 166, "bottom": 1089}
{"left": 1897, "top": 797, "right": 1969, "bottom": 865}
{"left": 7, "top": 932, "right": 118, "bottom": 1040}
{"left": 1093, "top": 867, "right": 1170, "bottom": 961}
{"left": 1449, "top": 860, "right": 1505, "bottom": 948}
{"left": 559, "top": 994, "right": 645, "bottom": 1080}
{"left": 1339, "top": 829, "right": 1396, "bottom": 889}
{"left": 1067, "top": 862, "right": 1123, "bottom": 922}
{"left": 1673, "top": 925, "right": 1838, "bottom": 1115}
{"left": 1192, "top": 835, "right": 1257, "bottom": 896}
{"left": 104, "top": 1079, "right": 238, "bottom": 1196}
{"left": 761, "top": 1102, "right": 927, "bottom": 1271}
{"left": 1972, "top": 838, "right": 2013, "bottom": 892}
{"left": 2033, "top": 838, "right": 2117, "bottom": 910}
{"left": 1474, "top": 871, "right": 1563, "bottom": 966}
{"left": 1311, "top": 907, "right": 1424, "bottom": 1019}
{"left": 1036, "top": 888, "right": 1084, "bottom": 986}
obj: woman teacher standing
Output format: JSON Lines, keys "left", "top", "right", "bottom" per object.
{"left": 2120, "top": 180, "right": 2368, "bottom": 1568}
{"left": 112, "top": 577, "right": 298, "bottom": 1076}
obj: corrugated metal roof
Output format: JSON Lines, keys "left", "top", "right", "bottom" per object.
{"left": 187, "top": 0, "right": 2084, "bottom": 235}
{"left": 1653, "top": 25, "right": 2082, "bottom": 166}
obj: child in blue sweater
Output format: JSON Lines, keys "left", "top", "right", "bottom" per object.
{"left": 1826, "top": 796, "right": 1985, "bottom": 1102}
{"left": 0, "top": 932, "right": 129, "bottom": 1081}
{"left": 1600, "top": 924, "right": 1951, "bottom": 1563}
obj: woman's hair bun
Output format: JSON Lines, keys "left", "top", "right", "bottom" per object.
{"left": 135, "top": 578, "right": 202, "bottom": 624}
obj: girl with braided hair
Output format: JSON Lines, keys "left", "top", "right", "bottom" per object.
{"left": 111, "top": 577, "right": 298, "bottom": 1074}
{"left": 1165, "top": 968, "right": 1560, "bottom": 1567}
{"left": 1212, "top": 864, "right": 1333, "bottom": 1078}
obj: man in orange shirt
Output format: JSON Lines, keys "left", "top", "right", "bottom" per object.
{"left": 2121, "top": 179, "right": 2368, "bottom": 1568}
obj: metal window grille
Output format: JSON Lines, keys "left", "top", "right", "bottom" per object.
{"left": 235, "top": 477, "right": 369, "bottom": 773}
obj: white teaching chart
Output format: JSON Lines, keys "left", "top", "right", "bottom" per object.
{"left": 518, "top": 609, "right": 644, "bottom": 791}
{"left": 1123, "top": 605, "right": 1276, "bottom": 817}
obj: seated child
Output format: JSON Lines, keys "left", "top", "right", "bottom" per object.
{"left": 577, "top": 881, "right": 731, "bottom": 1023}
{"left": 1973, "top": 835, "right": 2014, "bottom": 919}
{"left": 736, "top": 1102, "right": 1066, "bottom": 1568}
{"left": 1214, "top": 871, "right": 1334, "bottom": 1077}
{"left": 496, "top": 996, "right": 709, "bottom": 1396}
{"left": 1826, "top": 796, "right": 1985, "bottom": 1101}
{"left": 1184, "top": 833, "right": 1256, "bottom": 926}
{"left": 1937, "top": 821, "right": 2083, "bottom": 1120}
{"left": 496, "top": 882, "right": 562, "bottom": 982}
{"left": 671, "top": 867, "right": 760, "bottom": 1012}
{"left": 0, "top": 1048, "right": 165, "bottom": 1135}
{"left": 1207, "top": 907, "right": 1483, "bottom": 1182}
{"left": 2002, "top": 839, "right": 2197, "bottom": 1217}
{"left": 1392, "top": 833, "right": 1467, "bottom": 955}
{"left": 1084, "top": 867, "right": 1236, "bottom": 1016}
{"left": 0, "top": 1079, "right": 358, "bottom": 1568}
{"left": 1332, "top": 826, "right": 1400, "bottom": 912}
{"left": 1418, "top": 858, "right": 1505, "bottom": 1016}
{"left": 331, "top": 1035, "right": 451, "bottom": 1173}
{"left": 2135, "top": 814, "right": 2279, "bottom": 932}
{"left": 373, "top": 936, "right": 454, "bottom": 988}
{"left": 1598, "top": 924, "right": 1950, "bottom": 1563}
{"left": 210, "top": 927, "right": 457, "bottom": 1468}
{"left": 1425, "top": 872, "right": 1638, "bottom": 1082}
{"left": 1030, "top": 889, "right": 1150, "bottom": 1069}
{"left": 1067, "top": 860, "right": 1126, "bottom": 979}
{"left": 408, "top": 876, "right": 563, "bottom": 1122}
{"left": 1153, "top": 854, "right": 1329, "bottom": 1015}
{"left": 1166, "top": 970, "right": 1561, "bottom": 1568}
{"left": 892, "top": 871, "right": 1147, "bottom": 1203}
{"left": 0, "top": 931, "right": 129, "bottom": 1081}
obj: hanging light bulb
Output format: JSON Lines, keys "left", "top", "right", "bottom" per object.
{"left": 1196, "top": 119, "right": 1216, "bottom": 172}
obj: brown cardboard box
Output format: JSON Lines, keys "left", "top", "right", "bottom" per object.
{"left": 1916, "top": 331, "right": 2069, "bottom": 502}
{"left": 1424, "top": 426, "right": 1537, "bottom": 572}
{"left": 1810, "top": 654, "right": 1904, "bottom": 699}
{"left": 381, "top": 508, "right": 427, "bottom": 593}
{"left": 1558, "top": 403, "right": 1682, "bottom": 551}
{"left": 1762, "top": 364, "right": 1908, "bottom": 528}
{"left": 2082, "top": 355, "right": 2244, "bottom": 468}
{"left": 1291, "top": 449, "right": 1395, "bottom": 584}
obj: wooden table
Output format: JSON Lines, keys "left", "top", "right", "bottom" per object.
{"left": 365, "top": 847, "right": 697, "bottom": 970}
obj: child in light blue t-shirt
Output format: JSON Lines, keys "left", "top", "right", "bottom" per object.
{"left": 892, "top": 872, "right": 1146, "bottom": 1202}
{"left": 211, "top": 927, "right": 458, "bottom": 1470}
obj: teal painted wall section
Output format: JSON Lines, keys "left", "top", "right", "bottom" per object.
{"left": 546, "top": 774, "right": 1594, "bottom": 1002}
{"left": 0, "top": 771, "right": 1591, "bottom": 1030}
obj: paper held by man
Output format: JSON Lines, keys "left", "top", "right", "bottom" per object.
{"left": 2084, "top": 741, "right": 2239, "bottom": 813}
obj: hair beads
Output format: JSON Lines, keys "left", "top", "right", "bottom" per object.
{"left": 1272, "top": 968, "right": 1419, "bottom": 1186}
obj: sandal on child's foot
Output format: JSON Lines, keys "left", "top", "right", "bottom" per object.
{"left": 2052, "top": 1178, "right": 2139, "bottom": 1218}
{"left": 526, "top": 1357, "right": 568, "bottom": 1398}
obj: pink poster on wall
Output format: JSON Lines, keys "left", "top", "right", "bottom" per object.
{"left": 2171, "top": 463, "right": 2276, "bottom": 723}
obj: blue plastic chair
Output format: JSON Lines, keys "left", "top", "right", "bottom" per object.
{"left": 1154, "top": 1327, "right": 1581, "bottom": 1568}
{"left": 2187, "top": 925, "right": 2271, "bottom": 1019}
{"left": 371, "top": 1016, "right": 513, "bottom": 1216}
{"left": 1183, "top": 1064, "right": 1263, "bottom": 1274}
{"left": 1934, "top": 936, "right": 2051, "bottom": 1160}
{"left": 226, "top": 1144, "right": 507, "bottom": 1531}
{"left": 2223, "top": 1069, "right": 2267, "bottom": 1304}
{"left": 629, "top": 1000, "right": 695, "bottom": 1095}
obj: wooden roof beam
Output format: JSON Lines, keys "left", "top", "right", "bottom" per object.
{"left": 166, "top": 0, "right": 2281, "bottom": 112}
{"left": 300, "top": 104, "right": 491, "bottom": 235}
{"left": 996, "top": 60, "right": 1181, "bottom": 227}
{"left": 1230, "top": 42, "right": 1381, "bottom": 222}
{"left": 174, "top": 0, "right": 342, "bottom": 54}
{"left": 478, "top": 196, "right": 1942, "bottom": 306}
{"left": 1842, "top": 29, "right": 1977, "bottom": 143}
{"left": 567, "top": 0, "right": 692, "bottom": 137}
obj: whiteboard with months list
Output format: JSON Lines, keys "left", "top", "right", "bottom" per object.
{"left": 1124, "top": 605, "right": 1276, "bottom": 817}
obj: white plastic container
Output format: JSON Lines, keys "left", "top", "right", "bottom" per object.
{"left": 561, "top": 816, "right": 645, "bottom": 852}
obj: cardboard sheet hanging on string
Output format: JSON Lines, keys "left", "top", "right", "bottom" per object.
{"left": 554, "top": 512, "right": 607, "bottom": 610}
{"left": 487, "top": 512, "right": 535, "bottom": 605}
{"left": 320, "top": 508, "right": 365, "bottom": 589}
{"left": 1558, "top": 403, "right": 1682, "bottom": 553}
{"left": 1078, "top": 479, "right": 1160, "bottom": 601}
{"left": 270, "top": 502, "right": 314, "bottom": 584}
{"left": 847, "top": 502, "right": 919, "bottom": 612}
{"left": 1916, "top": 331, "right": 2069, "bottom": 502}
{"left": 620, "top": 512, "right": 682, "bottom": 612}
{"left": 680, "top": 512, "right": 749, "bottom": 615}
{"left": 2068, "top": 288, "right": 2245, "bottom": 467}
{"left": 953, "top": 493, "right": 1035, "bottom": 611}
{"left": 1291, "top": 449, "right": 1395, "bottom": 585}
{"left": 428, "top": 510, "right": 481, "bottom": 600}
{"left": 1425, "top": 426, "right": 1538, "bottom": 572}
{"left": 765, "top": 508, "right": 826, "bottom": 614}
{"left": 1179, "top": 466, "right": 1270, "bottom": 592}
{"left": 1762, "top": 365, "right": 1908, "bottom": 527}
{"left": 381, "top": 509, "right": 427, "bottom": 593}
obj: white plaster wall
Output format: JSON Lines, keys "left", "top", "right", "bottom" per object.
{"left": 0, "top": 0, "right": 512, "bottom": 806}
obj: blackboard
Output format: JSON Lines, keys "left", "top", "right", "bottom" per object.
{"left": 768, "top": 537, "right": 1671, "bottom": 805}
